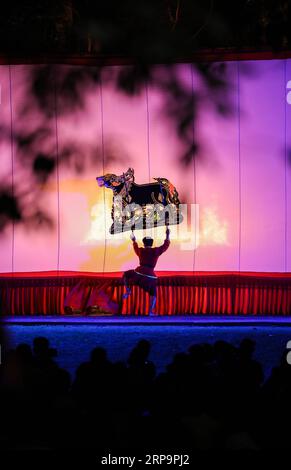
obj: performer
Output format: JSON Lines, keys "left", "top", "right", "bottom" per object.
{"left": 122, "top": 228, "right": 170, "bottom": 316}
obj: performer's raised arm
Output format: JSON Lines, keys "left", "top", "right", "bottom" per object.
{"left": 156, "top": 228, "right": 170, "bottom": 255}
{"left": 130, "top": 231, "right": 140, "bottom": 255}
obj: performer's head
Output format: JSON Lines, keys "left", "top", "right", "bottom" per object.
{"left": 142, "top": 236, "right": 154, "bottom": 247}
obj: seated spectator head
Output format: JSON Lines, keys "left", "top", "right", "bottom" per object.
{"left": 33, "top": 336, "right": 57, "bottom": 359}
{"left": 128, "top": 339, "right": 151, "bottom": 366}
{"left": 90, "top": 347, "right": 108, "bottom": 364}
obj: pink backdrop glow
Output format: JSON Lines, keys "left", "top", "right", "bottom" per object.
{"left": 0, "top": 61, "right": 290, "bottom": 273}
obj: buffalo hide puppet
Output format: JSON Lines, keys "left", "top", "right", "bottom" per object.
{"left": 96, "top": 168, "right": 183, "bottom": 234}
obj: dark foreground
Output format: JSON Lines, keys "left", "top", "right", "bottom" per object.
{"left": 1, "top": 317, "right": 291, "bottom": 452}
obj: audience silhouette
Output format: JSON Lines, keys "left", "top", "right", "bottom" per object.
{"left": 1, "top": 335, "right": 291, "bottom": 450}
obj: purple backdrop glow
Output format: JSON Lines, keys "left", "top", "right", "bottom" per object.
{"left": 0, "top": 61, "right": 290, "bottom": 273}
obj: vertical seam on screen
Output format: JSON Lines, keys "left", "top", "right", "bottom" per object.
{"left": 53, "top": 72, "right": 61, "bottom": 273}
{"left": 237, "top": 62, "right": 242, "bottom": 273}
{"left": 100, "top": 77, "right": 107, "bottom": 275}
{"left": 9, "top": 65, "right": 15, "bottom": 274}
{"left": 146, "top": 82, "right": 153, "bottom": 238}
{"left": 191, "top": 64, "right": 197, "bottom": 274}
{"left": 284, "top": 59, "right": 288, "bottom": 272}
{"left": 237, "top": 61, "right": 242, "bottom": 314}
{"left": 145, "top": 83, "right": 151, "bottom": 183}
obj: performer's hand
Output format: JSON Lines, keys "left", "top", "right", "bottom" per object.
{"left": 130, "top": 232, "right": 136, "bottom": 242}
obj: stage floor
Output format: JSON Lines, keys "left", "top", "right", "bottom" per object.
{"left": 4, "top": 319, "right": 291, "bottom": 380}
{"left": 2, "top": 315, "right": 291, "bottom": 325}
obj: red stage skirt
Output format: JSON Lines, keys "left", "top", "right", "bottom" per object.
{"left": 0, "top": 271, "right": 291, "bottom": 316}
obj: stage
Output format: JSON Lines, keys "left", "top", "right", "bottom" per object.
{"left": 1, "top": 271, "right": 291, "bottom": 316}
{"left": 2, "top": 314, "right": 291, "bottom": 326}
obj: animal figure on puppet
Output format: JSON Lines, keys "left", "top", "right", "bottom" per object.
{"left": 96, "top": 168, "right": 183, "bottom": 234}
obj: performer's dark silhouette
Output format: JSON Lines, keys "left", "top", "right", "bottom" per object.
{"left": 123, "top": 228, "right": 170, "bottom": 316}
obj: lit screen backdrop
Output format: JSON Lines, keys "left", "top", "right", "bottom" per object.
{"left": 0, "top": 61, "right": 290, "bottom": 273}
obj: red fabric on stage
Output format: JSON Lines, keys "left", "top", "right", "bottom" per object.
{"left": 0, "top": 271, "right": 291, "bottom": 316}
{"left": 64, "top": 278, "right": 119, "bottom": 314}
